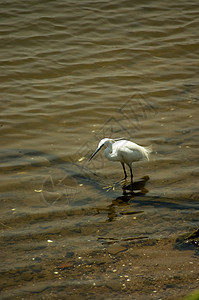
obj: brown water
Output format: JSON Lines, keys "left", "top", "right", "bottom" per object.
{"left": 0, "top": 1, "right": 199, "bottom": 299}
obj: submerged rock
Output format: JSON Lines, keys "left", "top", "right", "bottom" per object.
{"left": 175, "top": 228, "right": 199, "bottom": 253}
{"left": 185, "top": 228, "right": 199, "bottom": 247}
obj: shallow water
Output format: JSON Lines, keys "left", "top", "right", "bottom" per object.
{"left": 0, "top": 0, "right": 199, "bottom": 299}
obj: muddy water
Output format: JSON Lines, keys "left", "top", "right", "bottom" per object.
{"left": 0, "top": 1, "right": 199, "bottom": 299}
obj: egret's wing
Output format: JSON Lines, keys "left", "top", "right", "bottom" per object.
{"left": 126, "top": 142, "right": 152, "bottom": 160}
{"left": 113, "top": 137, "right": 126, "bottom": 142}
{"left": 118, "top": 141, "right": 152, "bottom": 161}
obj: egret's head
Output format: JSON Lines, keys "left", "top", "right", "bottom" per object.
{"left": 98, "top": 138, "right": 113, "bottom": 148}
{"left": 98, "top": 137, "right": 126, "bottom": 147}
{"left": 89, "top": 138, "right": 125, "bottom": 161}
{"left": 89, "top": 138, "right": 113, "bottom": 161}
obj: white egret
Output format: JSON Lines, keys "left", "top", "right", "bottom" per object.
{"left": 89, "top": 138, "right": 152, "bottom": 183}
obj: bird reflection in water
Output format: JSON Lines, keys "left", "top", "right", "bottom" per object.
{"left": 97, "top": 176, "right": 149, "bottom": 222}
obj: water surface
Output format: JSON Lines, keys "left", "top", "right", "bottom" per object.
{"left": 0, "top": 1, "right": 199, "bottom": 299}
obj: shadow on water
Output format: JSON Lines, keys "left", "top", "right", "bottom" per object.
{"left": 0, "top": 148, "right": 107, "bottom": 206}
{"left": 96, "top": 176, "right": 149, "bottom": 222}
{"left": 1, "top": 148, "right": 198, "bottom": 210}
{"left": 94, "top": 174, "right": 198, "bottom": 223}
{"left": 1, "top": 148, "right": 198, "bottom": 233}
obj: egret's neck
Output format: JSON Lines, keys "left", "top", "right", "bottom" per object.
{"left": 104, "top": 142, "right": 113, "bottom": 159}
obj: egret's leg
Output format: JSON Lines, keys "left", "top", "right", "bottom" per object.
{"left": 121, "top": 162, "right": 127, "bottom": 180}
{"left": 104, "top": 163, "right": 127, "bottom": 191}
{"left": 129, "top": 166, "right": 134, "bottom": 183}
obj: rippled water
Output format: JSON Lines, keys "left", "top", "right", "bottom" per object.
{"left": 0, "top": 1, "right": 199, "bottom": 299}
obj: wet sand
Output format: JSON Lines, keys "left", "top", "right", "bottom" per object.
{"left": 1, "top": 233, "right": 198, "bottom": 300}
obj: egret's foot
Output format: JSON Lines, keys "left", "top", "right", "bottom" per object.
{"left": 119, "top": 179, "right": 127, "bottom": 186}
{"left": 103, "top": 183, "right": 117, "bottom": 192}
{"left": 122, "top": 177, "right": 128, "bottom": 183}
{"left": 103, "top": 185, "right": 112, "bottom": 192}
{"left": 103, "top": 179, "right": 126, "bottom": 192}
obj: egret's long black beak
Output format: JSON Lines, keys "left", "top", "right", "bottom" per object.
{"left": 89, "top": 144, "right": 104, "bottom": 161}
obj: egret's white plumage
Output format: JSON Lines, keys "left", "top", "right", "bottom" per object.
{"left": 89, "top": 138, "right": 152, "bottom": 183}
